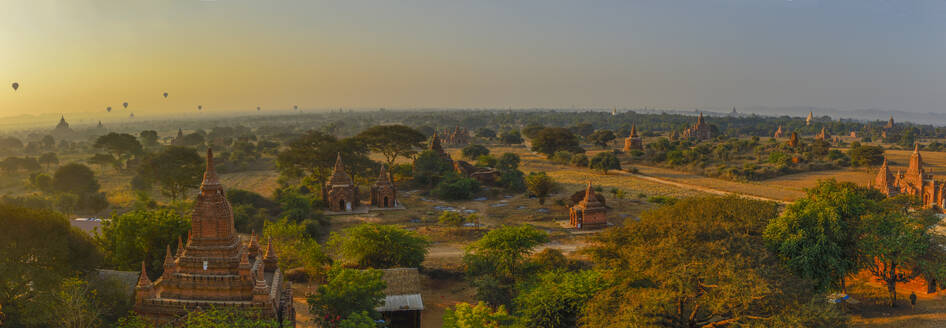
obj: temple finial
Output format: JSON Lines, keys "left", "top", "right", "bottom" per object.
{"left": 265, "top": 237, "right": 277, "bottom": 259}
{"left": 201, "top": 148, "right": 221, "bottom": 189}
{"left": 136, "top": 261, "right": 152, "bottom": 287}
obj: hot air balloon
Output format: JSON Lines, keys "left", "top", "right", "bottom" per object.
{"left": 293, "top": 105, "right": 298, "bottom": 111}
{"left": 123, "top": 102, "right": 128, "bottom": 109}
{"left": 106, "top": 106, "right": 112, "bottom": 112}
{"left": 197, "top": 105, "right": 202, "bottom": 111}
{"left": 163, "top": 92, "right": 168, "bottom": 98}
{"left": 257, "top": 106, "right": 261, "bottom": 111}
{"left": 130, "top": 113, "right": 134, "bottom": 118}
{"left": 11, "top": 82, "right": 18, "bottom": 91}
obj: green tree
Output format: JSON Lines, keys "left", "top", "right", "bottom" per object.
{"left": 462, "top": 144, "right": 490, "bottom": 160}
{"left": 465, "top": 225, "right": 549, "bottom": 280}
{"left": 570, "top": 153, "right": 589, "bottom": 167}
{"left": 45, "top": 278, "right": 103, "bottom": 328}
{"left": 443, "top": 302, "right": 513, "bottom": 328}
{"left": 179, "top": 307, "right": 285, "bottom": 328}
{"left": 136, "top": 146, "right": 204, "bottom": 200}
{"left": 38, "top": 152, "right": 58, "bottom": 171}
{"left": 29, "top": 172, "right": 55, "bottom": 193}
{"left": 328, "top": 223, "right": 430, "bottom": 269}
{"left": 464, "top": 225, "right": 549, "bottom": 305}
{"left": 355, "top": 125, "right": 426, "bottom": 173}
{"left": 307, "top": 267, "right": 386, "bottom": 326}
{"left": 176, "top": 132, "right": 205, "bottom": 147}
{"left": 588, "top": 130, "right": 616, "bottom": 148}
{"left": 522, "top": 125, "right": 545, "bottom": 139}
{"left": 475, "top": 155, "right": 497, "bottom": 168}
{"left": 263, "top": 218, "right": 327, "bottom": 276}
{"left": 94, "top": 209, "right": 190, "bottom": 276}
{"left": 530, "top": 128, "right": 584, "bottom": 157}
{"left": 138, "top": 130, "right": 159, "bottom": 148}
{"left": 589, "top": 152, "right": 621, "bottom": 174}
{"left": 411, "top": 150, "right": 453, "bottom": 187}
{"left": 0, "top": 204, "right": 101, "bottom": 326}
{"left": 500, "top": 130, "right": 523, "bottom": 145}
{"left": 94, "top": 133, "right": 143, "bottom": 167}
{"left": 583, "top": 196, "right": 846, "bottom": 327}
{"left": 859, "top": 208, "right": 942, "bottom": 307}
{"left": 847, "top": 142, "right": 885, "bottom": 167}
{"left": 277, "top": 131, "right": 372, "bottom": 201}
{"left": 515, "top": 270, "right": 608, "bottom": 328}
{"left": 337, "top": 311, "right": 379, "bottom": 328}
{"left": 475, "top": 128, "right": 497, "bottom": 140}
{"left": 764, "top": 180, "right": 882, "bottom": 291}
{"left": 525, "top": 172, "right": 556, "bottom": 204}
{"left": 53, "top": 163, "right": 100, "bottom": 195}
{"left": 89, "top": 153, "right": 117, "bottom": 173}
{"left": 432, "top": 174, "right": 481, "bottom": 201}
{"left": 496, "top": 153, "right": 520, "bottom": 172}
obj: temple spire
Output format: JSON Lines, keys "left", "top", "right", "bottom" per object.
{"left": 164, "top": 245, "right": 174, "bottom": 267}
{"left": 630, "top": 124, "right": 638, "bottom": 138}
{"left": 176, "top": 236, "right": 184, "bottom": 257}
{"left": 201, "top": 148, "right": 221, "bottom": 190}
{"left": 429, "top": 131, "right": 443, "bottom": 151}
{"left": 334, "top": 153, "right": 344, "bottom": 173}
{"left": 583, "top": 182, "right": 594, "bottom": 203}
{"left": 136, "top": 261, "right": 152, "bottom": 287}
{"left": 265, "top": 237, "right": 277, "bottom": 259}
{"left": 376, "top": 164, "right": 391, "bottom": 184}
{"left": 697, "top": 112, "right": 704, "bottom": 124}
{"left": 329, "top": 153, "right": 352, "bottom": 186}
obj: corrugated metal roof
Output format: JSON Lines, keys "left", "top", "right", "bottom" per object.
{"left": 376, "top": 294, "right": 424, "bottom": 312}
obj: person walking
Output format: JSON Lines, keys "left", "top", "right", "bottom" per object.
{"left": 910, "top": 291, "right": 917, "bottom": 311}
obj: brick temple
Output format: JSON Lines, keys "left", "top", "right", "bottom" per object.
{"left": 370, "top": 164, "right": 397, "bottom": 208}
{"left": 623, "top": 124, "right": 642, "bottom": 152}
{"left": 871, "top": 144, "right": 946, "bottom": 212}
{"left": 133, "top": 149, "right": 294, "bottom": 326}
{"left": 326, "top": 153, "right": 360, "bottom": 212}
{"left": 682, "top": 112, "right": 713, "bottom": 141}
{"left": 569, "top": 182, "right": 607, "bottom": 229}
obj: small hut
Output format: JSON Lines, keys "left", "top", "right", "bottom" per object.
{"left": 377, "top": 268, "right": 424, "bottom": 328}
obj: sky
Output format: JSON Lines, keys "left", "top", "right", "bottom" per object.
{"left": 1, "top": 0, "right": 946, "bottom": 118}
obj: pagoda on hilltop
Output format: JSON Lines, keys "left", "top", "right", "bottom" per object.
{"left": 623, "top": 124, "right": 643, "bottom": 152}
{"left": 133, "top": 149, "right": 294, "bottom": 325}
{"left": 806, "top": 111, "right": 814, "bottom": 125}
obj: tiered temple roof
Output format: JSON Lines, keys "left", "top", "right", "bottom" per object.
{"left": 682, "top": 112, "right": 713, "bottom": 140}
{"left": 133, "top": 149, "right": 293, "bottom": 325}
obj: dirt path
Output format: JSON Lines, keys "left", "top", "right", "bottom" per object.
{"left": 623, "top": 171, "right": 790, "bottom": 204}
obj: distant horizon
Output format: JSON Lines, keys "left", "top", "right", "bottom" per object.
{"left": 0, "top": 105, "right": 936, "bottom": 134}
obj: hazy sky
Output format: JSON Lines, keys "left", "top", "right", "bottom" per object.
{"left": 2, "top": 0, "right": 945, "bottom": 117}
